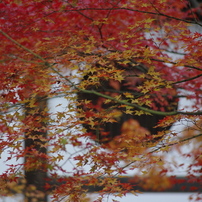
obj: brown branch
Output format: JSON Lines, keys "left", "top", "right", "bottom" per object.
{"left": 151, "top": 133, "right": 202, "bottom": 153}
{"left": 106, "top": 50, "right": 202, "bottom": 72}
{"left": 174, "top": 73, "right": 202, "bottom": 84}
{"left": 158, "top": 48, "right": 186, "bottom": 56}
{"left": 119, "top": 133, "right": 202, "bottom": 172}
{"left": 62, "top": 7, "right": 202, "bottom": 27}
{"left": 146, "top": 57, "right": 202, "bottom": 71}
{"left": 67, "top": 1, "right": 94, "bottom": 22}
{"left": 0, "top": 30, "right": 46, "bottom": 63}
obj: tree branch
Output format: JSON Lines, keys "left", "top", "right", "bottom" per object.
{"left": 0, "top": 30, "right": 47, "bottom": 63}
{"left": 146, "top": 57, "right": 202, "bottom": 72}
{"left": 1, "top": 29, "right": 202, "bottom": 116}
{"left": 62, "top": 7, "right": 202, "bottom": 27}
{"left": 174, "top": 73, "right": 202, "bottom": 84}
{"left": 119, "top": 133, "right": 202, "bottom": 172}
{"left": 151, "top": 133, "right": 202, "bottom": 153}
{"left": 77, "top": 88, "right": 202, "bottom": 115}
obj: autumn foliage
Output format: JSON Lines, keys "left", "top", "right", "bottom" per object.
{"left": 0, "top": 0, "right": 202, "bottom": 201}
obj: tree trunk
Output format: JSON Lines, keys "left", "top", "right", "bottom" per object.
{"left": 24, "top": 95, "right": 48, "bottom": 202}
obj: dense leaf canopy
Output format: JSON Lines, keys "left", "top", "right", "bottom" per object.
{"left": 0, "top": 0, "right": 201, "bottom": 201}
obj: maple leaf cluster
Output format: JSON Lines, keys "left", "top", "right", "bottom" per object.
{"left": 0, "top": 0, "right": 202, "bottom": 201}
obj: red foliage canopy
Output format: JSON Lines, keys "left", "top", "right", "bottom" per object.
{"left": 0, "top": 0, "right": 202, "bottom": 201}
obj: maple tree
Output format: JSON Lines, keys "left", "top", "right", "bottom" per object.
{"left": 0, "top": 0, "right": 202, "bottom": 202}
